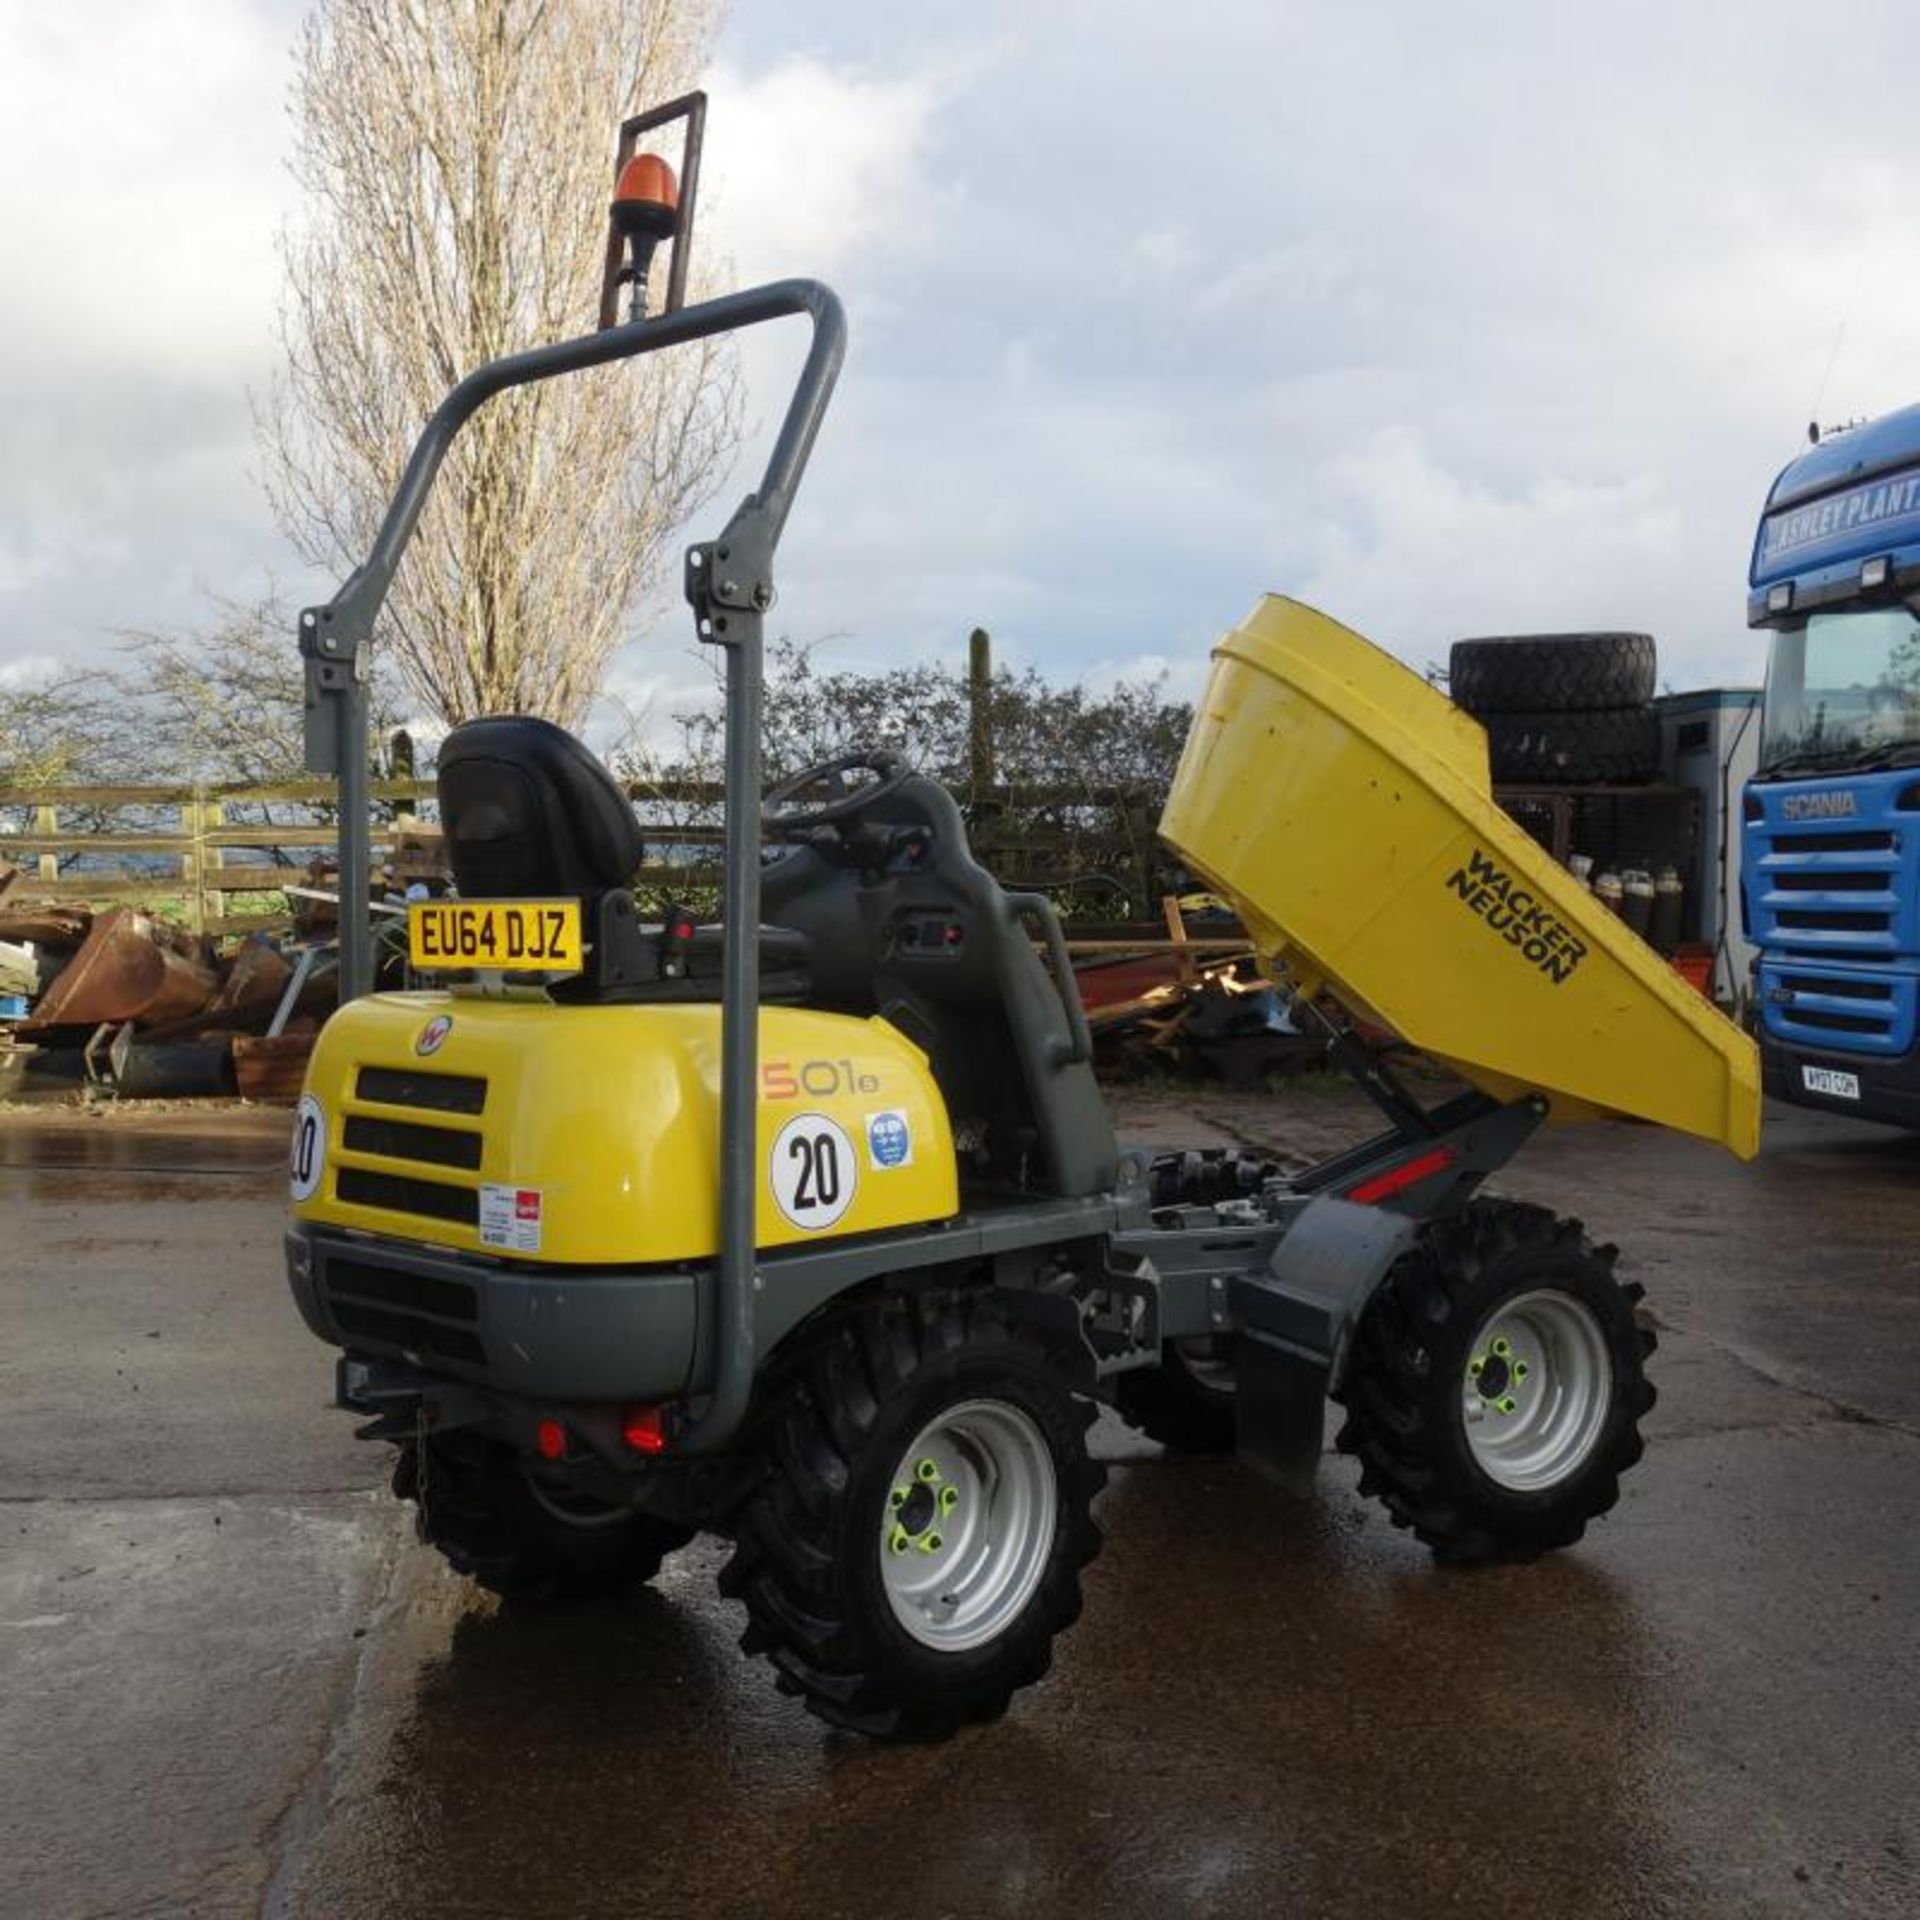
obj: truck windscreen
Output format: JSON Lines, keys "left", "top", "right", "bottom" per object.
{"left": 1758, "top": 606, "right": 1920, "bottom": 774}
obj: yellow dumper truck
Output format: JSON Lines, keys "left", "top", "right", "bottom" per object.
{"left": 283, "top": 98, "right": 1760, "bottom": 1740}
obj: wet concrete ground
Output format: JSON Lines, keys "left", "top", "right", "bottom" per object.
{"left": 2, "top": 1093, "right": 1916, "bottom": 1919}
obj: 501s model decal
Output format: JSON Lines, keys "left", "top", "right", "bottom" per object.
{"left": 1446, "top": 847, "right": 1588, "bottom": 985}
{"left": 769, "top": 1112, "right": 858, "bottom": 1230}
{"left": 761, "top": 1057, "right": 881, "bottom": 1099}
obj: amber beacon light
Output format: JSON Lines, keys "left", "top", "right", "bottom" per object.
{"left": 611, "top": 153, "right": 680, "bottom": 319}
{"left": 597, "top": 91, "right": 706, "bottom": 328}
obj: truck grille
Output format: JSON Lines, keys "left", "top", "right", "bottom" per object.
{"left": 321, "top": 1254, "right": 486, "bottom": 1367}
{"left": 1747, "top": 780, "right": 1919, "bottom": 1057}
{"left": 334, "top": 1068, "right": 488, "bottom": 1234}
{"left": 1753, "top": 822, "right": 1900, "bottom": 956}
{"left": 1761, "top": 959, "right": 1915, "bottom": 1056}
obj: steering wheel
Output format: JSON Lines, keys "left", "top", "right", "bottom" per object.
{"left": 762, "top": 749, "right": 913, "bottom": 834}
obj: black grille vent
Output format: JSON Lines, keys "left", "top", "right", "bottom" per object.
{"left": 356, "top": 1066, "right": 487, "bottom": 1115}
{"left": 329, "top": 1300, "right": 485, "bottom": 1365}
{"left": 343, "top": 1115, "right": 483, "bottom": 1171}
{"left": 326, "top": 1257, "right": 478, "bottom": 1323}
{"left": 1771, "top": 870, "right": 1889, "bottom": 894}
{"left": 322, "top": 1257, "right": 485, "bottom": 1367}
{"left": 337, "top": 1167, "right": 479, "bottom": 1225}
{"left": 1781, "top": 974, "right": 1892, "bottom": 1002}
{"left": 1776, "top": 910, "right": 1890, "bottom": 933}
{"left": 1786, "top": 1008, "right": 1887, "bottom": 1035}
{"left": 1769, "top": 830, "right": 1895, "bottom": 855}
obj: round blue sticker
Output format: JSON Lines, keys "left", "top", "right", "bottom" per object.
{"left": 868, "top": 1110, "right": 912, "bottom": 1169}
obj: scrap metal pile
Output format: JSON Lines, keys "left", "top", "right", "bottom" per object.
{"left": 0, "top": 858, "right": 333, "bottom": 1104}
{"left": 1070, "top": 898, "right": 1326, "bottom": 1085}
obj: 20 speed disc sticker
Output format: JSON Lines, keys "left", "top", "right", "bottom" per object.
{"left": 289, "top": 1094, "right": 326, "bottom": 1202}
{"left": 769, "top": 1112, "right": 857, "bottom": 1231}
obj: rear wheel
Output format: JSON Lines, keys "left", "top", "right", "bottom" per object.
{"left": 720, "top": 1290, "right": 1105, "bottom": 1739}
{"left": 395, "top": 1433, "right": 695, "bottom": 1604}
{"left": 1333, "top": 1199, "right": 1655, "bottom": 1562}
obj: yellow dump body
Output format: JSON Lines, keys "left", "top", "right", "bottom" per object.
{"left": 1162, "top": 596, "right": 1762, "bottom": 1158}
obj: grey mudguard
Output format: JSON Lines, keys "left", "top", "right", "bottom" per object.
{"left": 1230, "top": 1195, "right": 1422, "bottom": 1485}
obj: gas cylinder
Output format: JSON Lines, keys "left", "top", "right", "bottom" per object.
{"left": 1622, "top": 870, "right": 1655, "bottom": 939}
{"left": 1649, "top": 865, "right": 1684, "bottom": 955}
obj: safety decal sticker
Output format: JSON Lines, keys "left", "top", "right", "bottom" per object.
{"left": 479, "top": 1183, "right": 543, "bottom": 1252}
{"left": 866, "top": 1109, "right": 913, "bottom": 1170}
{"left": 770, "top": 1112, "right": 857, "bottom": 1230}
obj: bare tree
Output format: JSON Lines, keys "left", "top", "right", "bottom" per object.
{"left": 0, "top": 674, "right": 120, "bottom": 794}
{"left": 118, "top": 596, "right": 406, "bottom": 792}
{"left": 263, "top": 0, "right": 741, "bottom": 729}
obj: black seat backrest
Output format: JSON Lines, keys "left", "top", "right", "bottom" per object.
{"left": 764, "top": 776, "right": 1118, "bottom": 1198}
{"left": 437, "top": 715, "right": 642, "bottom": 900}
{"left": 433, "top": 714, "right": 810, "bottom": 1005}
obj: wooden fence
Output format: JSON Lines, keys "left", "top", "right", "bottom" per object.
{"left": 0, "top": 774, "right": 1169, "bottom": 938}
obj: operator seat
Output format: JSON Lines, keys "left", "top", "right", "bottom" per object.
{"left": 439, "top": 715, "right": 644, "bottom": 900}
{"left": 435, "top": 715, "right": 808, "bottom": 1001}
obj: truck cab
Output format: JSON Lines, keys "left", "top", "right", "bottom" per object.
{"left": 1743, "top": 405, "right": 1920, "bottom": 1127}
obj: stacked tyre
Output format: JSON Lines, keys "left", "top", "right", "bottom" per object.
{"left": 1448, "top": 632, "right": 1661, "bottom": 785}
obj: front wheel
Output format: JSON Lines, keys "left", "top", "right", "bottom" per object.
{"left": 719, "top": 1290, "right": 1106, "bottom": 1739}
{"left": 1333, "top": 1199, "right": 1655, "bottom": 1562}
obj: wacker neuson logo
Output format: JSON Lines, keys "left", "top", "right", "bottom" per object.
{"left": 1446, "top": 847, "right": 1589, "bottom": 985}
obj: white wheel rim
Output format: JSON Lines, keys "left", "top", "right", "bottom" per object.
{"left": 879, "top": 1399, "right": 1058, "bottom": 1652}
{"left": 1461, "top": 1289, "right": 1613, "bottom": 1491}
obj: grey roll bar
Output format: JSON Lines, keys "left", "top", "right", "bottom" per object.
{"left": 302, "top": 276, "right": 848, "bottom": 1455}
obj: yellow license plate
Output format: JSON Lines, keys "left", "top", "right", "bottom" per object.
{"left": 408, "top": 899, "right": 584, "bottom": 974}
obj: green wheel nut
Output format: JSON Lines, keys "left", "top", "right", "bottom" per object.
{"left": 940, "top": 1485, "right": 959, "bottom": 1512}
{"left": 1492, "top": 1337, "right": 1512, "bottom": 1358}
{"left": 890, "top": 1488, "right": 907, "bottom": 1510}
{"left": 1499, "top": 1395, "right": 1517, "bottom": 1415}
{"left": 1513, "top": 1362, "right": 1529, "bottom": 1381}
{"left": 1469, "top": 1358, "right": 1484, "bottom": 1378}
{"left": 924, "top": 1532, "right": 942, "bottom": 1553}
{"left": 916, "top": 1458, "right": 940, "bottom": 1483}
{"left": 888, "top": 1525, "right": 911, "bottom": 1555}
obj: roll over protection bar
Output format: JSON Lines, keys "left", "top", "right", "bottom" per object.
{"left": 302, "top": 276, "right": 849, "bottom": 1453}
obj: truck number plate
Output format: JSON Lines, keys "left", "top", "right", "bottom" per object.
{"left": 408, "top": 900, "right": 584, "bottom": 974}
{"left": 1802, "top": 1065, "right": 1860, "bottom": 1101}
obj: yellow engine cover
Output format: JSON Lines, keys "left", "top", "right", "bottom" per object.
{"left": 291, "top": 992, "right": 958, "bottom": 1264}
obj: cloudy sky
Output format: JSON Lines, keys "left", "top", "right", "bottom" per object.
{"left": 6, "top": 0, "right": 1920, "bottom": 735}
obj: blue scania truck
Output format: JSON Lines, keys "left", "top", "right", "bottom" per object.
{"left": 1743, "top": 407, "right": 1920, "bottom": 1128}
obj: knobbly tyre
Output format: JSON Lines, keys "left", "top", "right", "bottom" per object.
{"left": 283, "top": 95, "right": 1763, "bottom": 1740}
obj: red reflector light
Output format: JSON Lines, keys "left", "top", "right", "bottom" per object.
{"left": 536, "top": 1419, "right": 567, "bottom": 1461}
{"left": 622, "top": 1405, "right": 669, "bottom": 1454}
{"left": 1346, "top": 1146, "right": 1456, "bottom": 1206}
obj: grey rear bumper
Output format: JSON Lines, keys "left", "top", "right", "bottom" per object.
{"left": 286, "top": 1223, "right": 701, "bottom": 1402}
